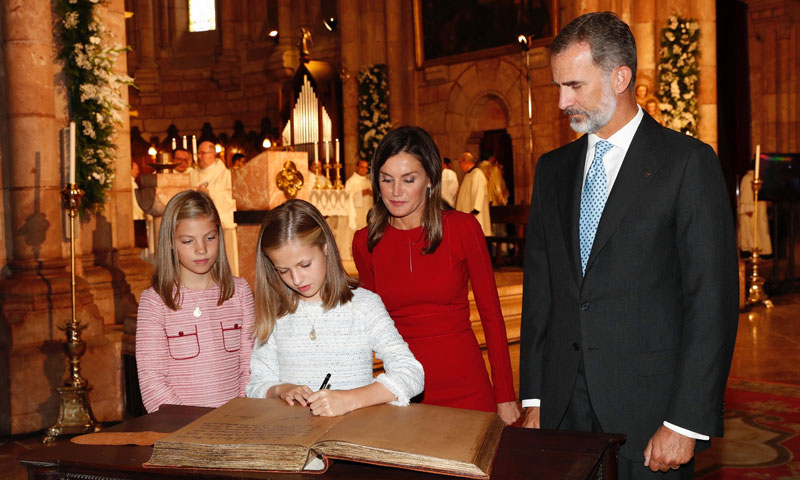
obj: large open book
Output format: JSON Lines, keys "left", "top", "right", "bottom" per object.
{"left": 145, "top": 397, "right": 504, "bottom": 479}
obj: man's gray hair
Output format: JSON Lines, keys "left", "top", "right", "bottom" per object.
{"left": 551, "top": 11, "right": 637, "bottom": 87}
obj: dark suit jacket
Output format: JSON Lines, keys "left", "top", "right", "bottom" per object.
{"left": 519, "top": 114, "right": 739, "bottom": 459}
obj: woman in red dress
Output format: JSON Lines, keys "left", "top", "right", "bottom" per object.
{"left": 352, "top": 126, "right": 520, "bottom": 424}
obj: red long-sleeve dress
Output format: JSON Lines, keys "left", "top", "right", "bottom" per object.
{"left": 352, "top": 210, "right": 516, "bottom": 412}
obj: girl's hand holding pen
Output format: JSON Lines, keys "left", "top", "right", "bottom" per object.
{"left": 308, "top": 389, "right": 358, "bottom": 417}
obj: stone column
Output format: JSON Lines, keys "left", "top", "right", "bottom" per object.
{"left": 385, "top": 0, "right": 405, "bottom": 126}
{"left": 632, "top": 0, "right": 657, "bottom": 95}
{"left": 211, "top": 0, "right": 240, "bottom": 89}
{"left": 691, "top": 0, "right": 717, "bottom": 151}
{"left": 266, "top": 0, "right": 296, "bottom": 81}
{"left": 340, "top": 0, "right": 360, "bottom": 168}
{"left": 0, "top": 0, "right": 104, "bottom": 435}
{"left": 133, "top": 0, "right": 159, "bottom": 96}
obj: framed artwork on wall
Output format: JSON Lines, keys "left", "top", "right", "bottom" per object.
{"left": 413, "top": 0, "right": 558, "bottom": 67}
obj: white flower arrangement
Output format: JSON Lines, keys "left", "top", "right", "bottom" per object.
{"left": 357, "top": 65, "right": 392, "bottom": 161}
{"left": 58, "top": 0, "right": 133, "bottom": 212}
{"left": 657, "top": 16, "right": 700, "bottom": 137}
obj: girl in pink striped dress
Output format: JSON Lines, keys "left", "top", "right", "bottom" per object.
{"left": 136, "top": 190, "right": 254, "bottom": 413}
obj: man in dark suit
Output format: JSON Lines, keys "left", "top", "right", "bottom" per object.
{"left": 519, "top": 12, "right": 738, "bottom": 479}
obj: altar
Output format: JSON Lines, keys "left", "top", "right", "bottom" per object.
{"left": 232, "top": 151, "right": 356, "bottom": 287}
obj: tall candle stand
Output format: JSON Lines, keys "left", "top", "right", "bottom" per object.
{"left": 746, "top": 177, "right": 774, "bottom": 309}
{"left": 323, "top": 163, "right": 334, "bottom": 188}
{"left": 312, "top": 162, "right": 325, "bottom": 190}
{"left": 332, "top": 163, "right": 344, "bottom": 190}
{"left": 44, "top": 185, "right": 100, "bottom": 443}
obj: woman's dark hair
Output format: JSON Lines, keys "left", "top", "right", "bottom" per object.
{"left": 367, "top": 126, "right": 446, "bottom": 254}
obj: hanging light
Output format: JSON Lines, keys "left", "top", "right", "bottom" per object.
{"left": 323, "top": 17, "right": 337, "bottom": 32}
{"left": 262, "top": 138, "right": 272, "bottom": 149}
{"left": 268, "top": 29, "right": 279, "bottom": 42}
{"left": 517, "top": 34, "right": 529, "bottom": 51}
{"left": 147, "top": 146, "right": 157, "bottom": 157}
{"left": 215, "top": 144, "right": 222, "bottom": 154}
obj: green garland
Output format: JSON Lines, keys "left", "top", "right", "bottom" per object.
{"left": 57, "top": 0, "right": 132, "bottom": 212}
{"left": 357, "top": 64, "right": 392, "bottom": 161}
{"left": 657, "top": 16, "right": 700, "bottom": 137}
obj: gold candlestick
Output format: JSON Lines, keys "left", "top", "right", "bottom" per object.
{"left": 332, "top": 163, "right": 344, "bottom": 189}
{"left": 746, "top": 177, "right": 773, "bottom": 309}
{"left": 44, "top": 184, "right": 100, "bottom": 443}
{"left": 312, "top": 162, "right": 325, "bottom": 190}
{"left": 323, "top": 163, "right": 334, "bottom": 189}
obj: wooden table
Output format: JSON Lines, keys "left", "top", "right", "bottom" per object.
{"left": 19, "top": 405, "right": 624, "bottom": 480}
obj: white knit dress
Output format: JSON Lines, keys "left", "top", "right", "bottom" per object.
{"left": 246, "top": 288, "right": 424, "bottom": 405}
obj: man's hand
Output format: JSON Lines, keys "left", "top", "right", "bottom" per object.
{"left": 521, "top": 407, "right": 541, "bottom": 428}
{"left": 643, "top": 425, "right": 695, "bottom": 472}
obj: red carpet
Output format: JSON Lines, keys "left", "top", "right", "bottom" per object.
{"left": 695, "top": 378, "right": 800, "bottom": 479}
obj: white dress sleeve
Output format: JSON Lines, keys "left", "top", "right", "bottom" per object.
{"left": 245, "top": 332, "right": 280, "bottom": 399}
{"left": 358, "top": 291, "right": 425, "bottom": 406}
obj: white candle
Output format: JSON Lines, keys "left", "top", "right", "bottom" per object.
{"left": 314, "top": 141, "right": 319, "bottom": 164}
{"left": 183, "top": 135, "right": 188, "bottom": 149}
{"left": 69, "top": 121, "right": 76, "bottom": 185}
{"left": 335, "top": 139, "right": 340, "bottom": 165}
{"left": 754, "top": 144, "right": 761, "bottom": 180}
{"left": 324, "top": 140, "right": 330, "bottom": 164}
{"left": 192, "top": 135, "right": 197, "bottom": 156}
{"left": 171, "top": 137, "right": 177, "bottom": 150}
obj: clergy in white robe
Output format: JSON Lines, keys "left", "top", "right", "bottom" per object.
{"left": 441, "top": 158, "right": 459, "bottom": 207}
{"left": 456, "top": 152, "right": 491, "bottom": 236}
{"left": 345, "top": 159, "right": 373, "bottom": 230}
{"left": 192, "top": 141, "right": 240, "bottom": 275}
{"left": 477, "top": 156, "right": 509, "bottom": 207}
{"left": 739, "top": 169, "right": 772, "bottom": 255}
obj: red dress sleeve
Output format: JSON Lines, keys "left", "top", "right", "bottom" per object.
{"left": 352, "top": 228, "right": 376, "bottom": 291}
{"left": 457, "top": 214, "right": 517, "bottom": 404}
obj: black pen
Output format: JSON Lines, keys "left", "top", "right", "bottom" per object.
{"left": 319, "top": 373, "right": 331, "bottom": 391}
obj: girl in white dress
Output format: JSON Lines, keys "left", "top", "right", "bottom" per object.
{"left": 246, "top": 199, "right": 423, "bottom": 417}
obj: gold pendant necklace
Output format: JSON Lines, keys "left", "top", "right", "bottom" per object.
{"left": 191, "top": 276, "right": 213, "bottom": 318}
{"left": 310, "top": 326, "right": 317, "bottom": 341}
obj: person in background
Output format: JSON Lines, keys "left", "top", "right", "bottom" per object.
{"left": 739, "top": 168, "right": 772, "bottom": 257}
{"left": 345, "top": 159, "right": 374, "bottom": 230}
{"left": 456, "top": 152, "right": 492, "bottom": 236}
{"left": 136, "top": 190, "right": 254, "bottom": 413}
{"left": 192, "top": 140, "right": 239, "bottom": 276}
{"left": 353, "top": 126, "right": 520, "bottom": 425}
{"left": 441, "top": 157, "right": 459, "bottom": 207}
{"left": 478, "top": 152, "right": 509, "bottom": 208}
{"left": 232, "top": 153, "right": 247, "bottom": 170}
{"left": 519, "top": 12, "right": 738, "bottom": 479}
{"left": 247, "top": 199, "right": 423, "bottom": 416}
{"left": 131, "top": 161, "right": 144, "bottom": 221}
{"left": 173, "top": 148, "right": 193, "bottom": 174}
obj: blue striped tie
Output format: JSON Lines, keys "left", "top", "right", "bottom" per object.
{"left": 579, "top": 140, "right": 613, "bottom": 274}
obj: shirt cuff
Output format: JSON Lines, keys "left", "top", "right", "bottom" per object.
{"left": 663, "top": 421, "right": 709, "bottom": 440}
{"left": 521, "top": 399, "right": 541, "bottom": 408}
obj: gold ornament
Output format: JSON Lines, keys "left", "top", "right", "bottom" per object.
{"left": 276, "top": 161, "right": 305, "bottom": 198}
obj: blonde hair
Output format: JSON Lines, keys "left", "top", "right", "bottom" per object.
{"left": 151, "top": 190, "right": 235, "bottom": 310}
{"left": 254, "top": 199, "right": 358, "bottom": 343}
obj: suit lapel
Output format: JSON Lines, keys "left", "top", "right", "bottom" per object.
{"left": 555, "top": 136, "right": 587, "bottom": 286}
{"left": 584, "top": 115, "right": 665, "bottom": 274}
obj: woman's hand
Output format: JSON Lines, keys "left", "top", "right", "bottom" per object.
{"left": 497, "top": 401, "right": 521, "bottom": 425}
{"left": 307, "top": 389, "right": 358, "bottom": 417}
{"left": 268, "top": 384, "right": 313, "bottom": 406}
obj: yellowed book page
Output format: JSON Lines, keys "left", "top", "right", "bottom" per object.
{"left": 313, "top": 403, "right": 503, "bottom": 476}
{"left": 160, "top": 397, "right": 342, "bottom": 447}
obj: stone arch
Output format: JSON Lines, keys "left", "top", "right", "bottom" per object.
{"left": 443, "top": 58, "right": 534, "bottom": 203}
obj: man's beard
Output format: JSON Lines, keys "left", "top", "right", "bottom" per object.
{"left": 564, "top": 82, "right": 618, "bottom": 134}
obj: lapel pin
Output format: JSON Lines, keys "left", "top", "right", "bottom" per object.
{"left": 644, "top": 170, "right": 651, "bottom": 178}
